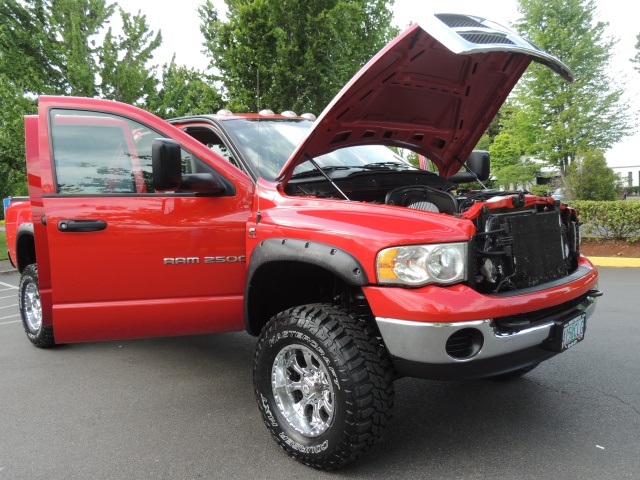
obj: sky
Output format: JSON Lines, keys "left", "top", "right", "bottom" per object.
{"left": 112, "top": 0, "right": 639, "bottom": 169}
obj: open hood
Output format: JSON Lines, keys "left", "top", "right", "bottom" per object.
{"left": 276, "top": 13, "right": 572, "bottom": 182}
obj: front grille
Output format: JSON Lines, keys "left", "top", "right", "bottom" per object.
{"left": 473, "top": 209, "right": 575, "bottom": 293}
{"left": 509, "top": 211, "right": 566, "bottom": 288}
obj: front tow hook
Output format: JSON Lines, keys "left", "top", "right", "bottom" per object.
{"left": 587, "top": 289, "right": 603, "bottom": 298}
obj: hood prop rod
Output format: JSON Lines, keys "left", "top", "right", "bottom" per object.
{"left": 455, "top": 155, "right": 489, "bottom": 190}
{"left": 306, "top": 155, "right": 350, "bottom": 201}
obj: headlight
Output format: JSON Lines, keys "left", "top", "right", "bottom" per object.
{"left": 376, "top": 243, "right": 467, "bottom": 286}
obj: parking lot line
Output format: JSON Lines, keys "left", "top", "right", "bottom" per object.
{"left": 0, "top": 315, "right": 20, "bottom": 323}
{"left": 0, "top": 304, "right": 18, "bottom": 310}
{"left": 0, "top": 281, "right": 18, "bottom": 290}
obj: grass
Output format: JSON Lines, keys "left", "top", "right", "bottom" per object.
{"left": 0, "top": 230, "right": 7, "bottom": 261}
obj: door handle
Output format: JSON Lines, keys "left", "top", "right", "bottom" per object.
{"left": 58, "top": 219, "right": 108, "bottom": 232}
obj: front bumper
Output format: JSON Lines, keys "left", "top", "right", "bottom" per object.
{"left": 369, "top": 261, "right": 600, "bottom": 380}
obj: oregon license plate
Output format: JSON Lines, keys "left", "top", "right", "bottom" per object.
{"left": 559, "top": 313, "right": 587, "bottom": 351}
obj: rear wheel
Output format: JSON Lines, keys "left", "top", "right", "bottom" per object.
{"left": 19, "top": 264, "right": 55, "bottom": 348}
{"left": 253, "top": 304, "right": 394, "bottom": 470}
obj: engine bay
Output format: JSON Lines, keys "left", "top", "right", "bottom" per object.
{"left": 285, "top": 170, "right": 581, "bottom": 294}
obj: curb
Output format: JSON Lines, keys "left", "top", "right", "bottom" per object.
{"left": 588, "top": 257, "right": 640, "bottom": 268}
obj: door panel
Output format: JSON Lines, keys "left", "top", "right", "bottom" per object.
{"left": 34, "top": 97, "right": 253, "bottom": 343}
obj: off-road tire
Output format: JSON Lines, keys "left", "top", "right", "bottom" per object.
{"left": 253, "top": 303, "right": 394, "bottom": 470}
{"left": 19, "top": 264, "right": 55, "bottom": 348}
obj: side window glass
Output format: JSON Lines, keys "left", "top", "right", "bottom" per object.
{"left": 50, "top": 109, "right": 161, "bottom": 194}
{"left": 132, "top": 129, "right": 192, "bottom": 190}
{"left": 184, "top": 127, "right": 242, "bottom": 171}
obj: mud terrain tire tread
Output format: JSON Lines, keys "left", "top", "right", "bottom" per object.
{"left": 253, "top": 303, "right": 394, "bottom": 470}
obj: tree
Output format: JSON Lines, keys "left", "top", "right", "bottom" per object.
{"left": 488, "top": 130, "right": 542, "bottom": 189}
{"left": 510, "top": 0, "right": 633, "bottom": 175}
{"left": 147, "top": 58, "right": 224, "bottom": 118}
{"left": 0, "top": 0, "right": 116, "bottom": 96}
{"left": 99, "top": 7, "right": 162, "bottom": 105}
{"left": 199, "top": 0, "right": 398, "bottom": 114}
{"left": 0, "top": 0, "right": 164, "bottom": 199}
{"left": 564, "top": 150, "right": 619, "bottom": 200}
{"left": 0, "top": 75, "right": 34, "bottom": 199}
{"left": 489, "top": 132, "right": 524, "bottom": 172}
{"left": 50, "top": 0, "right": 115, "bottom": 96}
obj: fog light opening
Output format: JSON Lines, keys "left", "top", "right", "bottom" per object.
{"left": 445, "top": 328, "right": 484, "bottom": 360}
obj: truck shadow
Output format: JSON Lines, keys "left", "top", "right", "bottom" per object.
{"left": 43, "top": 334, "right": 583, "bottom": 477}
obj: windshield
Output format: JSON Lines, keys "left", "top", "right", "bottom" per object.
{"left": 221, "top": 118, "right": 413, "bottom": 180}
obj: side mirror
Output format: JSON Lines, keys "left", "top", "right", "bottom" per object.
{"left": 152, "top": 138, "right": 182, "bottom": 191}
{"left": 152, "top": 138, "right": 228, "bottom": 195}
{"left": 448, "top": 150, "right": 490, "bottom": 183}
{"left": 181, "top": 173, "right": 227, "bottom": 194}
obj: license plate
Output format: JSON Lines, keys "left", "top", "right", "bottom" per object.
{"left": 544, "top": 313, "right": 587, "bottom": 353}
{"left": 559, "top": 313, "right": 587, "bottom": 351}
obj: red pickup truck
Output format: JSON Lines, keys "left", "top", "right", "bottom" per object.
{"left": 5, "top": 14, "right": 600, "bottom": 469}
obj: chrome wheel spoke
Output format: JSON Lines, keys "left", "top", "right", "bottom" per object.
{"left": 23, "top": 283, "right": 42, "bottom": 331}
{"left": 272, "top": 344, "right": 336, "bottom": 437}
{"left": 287, "top": 354, "right": 307, "bottom": 378}
{"left": 302, "top": 350, "right": 316, "bottom": 372}
{"left": 287, "top": 381, "right": 303, "bottom": 394}
{"left": 319, "top": 393, "right": 333, "bottom": 416}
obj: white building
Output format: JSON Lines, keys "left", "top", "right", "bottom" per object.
{"left": 612, "top": 165, "right": 640, "bottom": 188}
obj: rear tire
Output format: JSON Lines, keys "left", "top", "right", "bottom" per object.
{"left": 19, "top": 264, "right": 55, "bottom": 348}
{"left": 253, "top": 303, "right": 394, "bottom": 470}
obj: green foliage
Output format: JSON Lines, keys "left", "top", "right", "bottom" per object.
{"left": 475, "top": 111, "right": 504, "bottom": 151}
{"left": 0, "top": 75, "right": 35, "bottom": 199}
{"left": 564, "top": 150, "right": 619, "bottom": 200}
{"left": 98, "top": 7, "right": 162, "bottom": 105}
{"left": 51, "top": 0, "right": 116, "bottom": 96}
{"left": 528, "top": 184, "right": 552, "bottom": 196}
{"left": 0, "top": 230, "right": 7, "bottom": 260}
{"left": 147, "top": 58, "right": 224, "bottom": 118}
{"left": 0, "top": 0, "right": 164, "bottom": 197}
{"left": 489, "top": 132, "right": 524, "bottom": 172}
{"left": 199, "top": 0, "right": 398, "bottom": 114}
{"left": 573, "top": 200, "right": 640, "bottom": 241}
{"left": 511, "top": 0, "right": 633, "bottom": 174}
{"left": 0, "top": 0, "right": 116, "bottom": 96}
{"left": 493, "top": 161, "right": 541, "bottom": 189}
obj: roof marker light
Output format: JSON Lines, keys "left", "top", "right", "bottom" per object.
{"left": 281, "top": 110, "right": 297, "bottom": 117}
{"left": 259, "top": 109, "right": 275, "bottom": 116}
{"left": 301, "top": 113, "right": 316, "bottom": 120}
{"left": 216, "top": 109, "right": 233, "bottom": 115}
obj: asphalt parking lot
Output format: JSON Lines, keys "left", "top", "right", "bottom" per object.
{"left": 1, "top": 267, "right": 639, "bottom": 479}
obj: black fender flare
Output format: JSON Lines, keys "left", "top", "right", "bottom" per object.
{"left": 244, "top": 238, "right": 369, "bottom": 333}
{"left": 15, "top": 222, "right": 35, "bottom": 271}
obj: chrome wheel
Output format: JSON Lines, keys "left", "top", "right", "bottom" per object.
{"left": 23, "top": 282, "right": 42, "bottom": 332}
{"left": 271, "top": 344, "right": 335, "bottom": 437}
